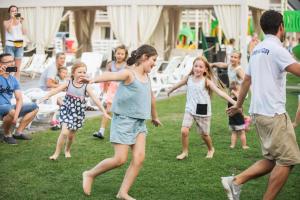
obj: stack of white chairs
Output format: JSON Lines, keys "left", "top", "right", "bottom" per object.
{"left": 155, "top": 56, "right": 182, "bottom": 88}
{"left": 22, "top": 54, "right": 47, "bottom": 78}
{"left": 20, "top": 56, "right": 32, "bottom": 72}
{"left": 81, "top": 52, "right": 103, "bottom": 78}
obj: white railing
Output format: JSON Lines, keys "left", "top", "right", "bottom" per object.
{"left": 95, "top": 10, "right": 110, "bottom": 22}
{"left": 92, "top": 39, "right": 120, "bottom": 59}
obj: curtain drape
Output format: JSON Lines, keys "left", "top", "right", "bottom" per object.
{"left": 107, "top": 6, "right": 133, "bottom": 47}
{"left": 19, "top": 7, "right": 36, "bottom": 45}
{"left": 164, "top": 8, "right": 182, "bottom": 59}
{"left": 214, "top": 5, "right": 241, "bottom": 48}
{"left": 137, "top": 6, "right": 163, "bottom": 45}
{"left": 74, "top": 9, "right": 96, "bottom": 57}
{"left": 19, "top": 7, "right": 63, "bottom": 53}
{"left": 148, "top": 12, "right": 165, "bottom": 58}
{"left": 0, "top": 9, "right": 9, "bottom": 49}
{"left": 41, "top": 7, "right": 64, "bottom": 48}
{"left": 252, "top": 8, "right": 263, "bottom": 36}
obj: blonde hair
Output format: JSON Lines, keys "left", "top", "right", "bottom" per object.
{"left": 189, "top": 56, "right": 225, "bottom": 96}
{"left": 58, "top": 66, "right": 67, "bottom": 73}
{"left": 71, "top": 61, "right": 87, "bottom": 79}
{"left": 231, "top": 50, "right": 242, "bottom": 59}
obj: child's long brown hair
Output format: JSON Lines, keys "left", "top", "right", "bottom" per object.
{"left": 189, "top": 56, "right": 225, "bottom": 96}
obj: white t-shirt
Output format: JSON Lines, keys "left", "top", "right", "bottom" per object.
{"left": 185, "top": 76, "right": 211, "bottom": 117}
{"left": 246, "top": 34, "right": 296, "bottom": 116}
{"left": 39, "top": 64, "right": 58, "bottom": 91}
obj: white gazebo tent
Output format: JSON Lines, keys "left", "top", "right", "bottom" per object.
{"left": 0, "top": 0, "right": 269, "bottom": 66}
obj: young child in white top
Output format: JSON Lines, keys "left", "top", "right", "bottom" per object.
{"left": 55, "top": 67, "right": 69, "bottom": 85}
{"left": 168, "top": 56, "right": 236, "bottom": 159}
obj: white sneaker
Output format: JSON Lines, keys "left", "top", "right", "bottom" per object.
{"left": 221, "top": 176, "right": 241, "bottom": 200}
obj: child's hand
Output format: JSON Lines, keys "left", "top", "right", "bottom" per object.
{"left": 103, "top": 112, "right": 111, "bottom": 120}
{"left": 79, "top": 77, "right": 92, "bottom": 84}
{"left": 151, "top": 118, "right": 162, "bottom": 127}
{"left": 227, "top": 105, "right": 242, "bottom": 116}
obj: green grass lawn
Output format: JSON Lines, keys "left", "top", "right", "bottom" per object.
{"left": 1, "top": 91, "right": 300, "bottom": 200}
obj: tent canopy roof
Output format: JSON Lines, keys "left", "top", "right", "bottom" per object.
{"left": 0, "top": 0, "right": 269, "bottom": 10}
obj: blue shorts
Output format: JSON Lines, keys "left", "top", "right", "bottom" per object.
{"left": 110, "top": 113, "right": 147, "bottom": 145}
{"left": 5, "top": 45, "right": 24, "bottom": 59}
{"left": 0, "top": 103, "right": 38, "bottom": 118}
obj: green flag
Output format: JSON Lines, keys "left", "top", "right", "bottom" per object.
{"left": 284, "top": 10, "right": 300, "bottom": 32}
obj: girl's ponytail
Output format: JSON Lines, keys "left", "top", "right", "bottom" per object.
{"left": 126, "top": 45, "right": 157, "bottom": 66}
{"left": 127, "top": 50, "right": 137, "bottom": 66}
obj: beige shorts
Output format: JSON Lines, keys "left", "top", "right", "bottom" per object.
{"left": 182, "top": 112, "right": 211, "bottom": 134}
{"left": 253, "top": 113, "right": 300, "bottom": 166}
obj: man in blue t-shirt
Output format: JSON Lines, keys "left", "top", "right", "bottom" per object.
{"left": 0, "top": 53, "right": 38, "bottom": 145}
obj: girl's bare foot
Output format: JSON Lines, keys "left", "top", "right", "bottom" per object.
{"left": 65, "top": 151, "right": 71, "bottom": 158}
{"left": 206, "top": 148, "right": 215, "bottom": 158}
{"left": 230, "top": 145, "right": 235, "bottom": 149}
{"left": 49, "top": 154, "right": 59, "bottom": 160}
{"left": 176, "top": 152, "right": 188, "bottom": 160}
{"left": 242, "top": 146, "right": 250, "bottom": 150}
{"left": 116, "top": 193, "right": 136, "bottom": 200}
{"left": 82, "top": 171, "right": 93, "bottom": 196}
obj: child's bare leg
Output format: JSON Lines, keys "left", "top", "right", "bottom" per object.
{"left": 176, "top": 127, "right": 189, "bottom": 160}
{"left": 117, "top": 133, "right": 146, "bottom": 200}
{"left": 101, "top": 103, "right": 111, "bottom": 129}
{"left": 83, "top": 144, "right": 129, "bottom": 195}
{"left": 240, "top": 130, "right": 249, "bottom": 149}
{"left": 65, "top": 131, "right": 75, "bottom": 158}
{"left": 49, "top": 124, "right": 69, "bottom": 160}
{"left": 201, "top": 134, "right": 215, "bottom": 158}
{"left": 230, "top": 131, "right": 237, "bottom": 148}
{"left": 101, "top": 116, "right": 109, "bottom": 129}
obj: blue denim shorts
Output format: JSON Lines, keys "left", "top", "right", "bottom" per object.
{"left": 110, "top": 113, "right": 147, "bottom": 145}
{"left": 5, "top": 45, "right": 24, "bottom": 59}
{"left": 0, "top": 103, "right": 38, "bottom": 118}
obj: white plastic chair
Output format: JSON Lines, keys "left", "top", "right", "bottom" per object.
{"left": 23, "top": 54, "right": 47, "bottom": 78}
{"left": 23, "top": 88, "right": 62, "bottom": 122}
{"left": 20, "top": 56, "right": 32, "bottom": 71}
{"left": 155, "top": 56, "right": 182, "bottom": 87}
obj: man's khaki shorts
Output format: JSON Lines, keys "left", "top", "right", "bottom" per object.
{"left": 253, "top": 113, "right": 300, "bottom": 166}
{"left": 182, "top": 112, "right": 211, "bottom": 134}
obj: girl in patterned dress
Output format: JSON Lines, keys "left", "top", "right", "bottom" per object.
{"left": 40, "top": 61, "right": 110, "bottom": 160}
